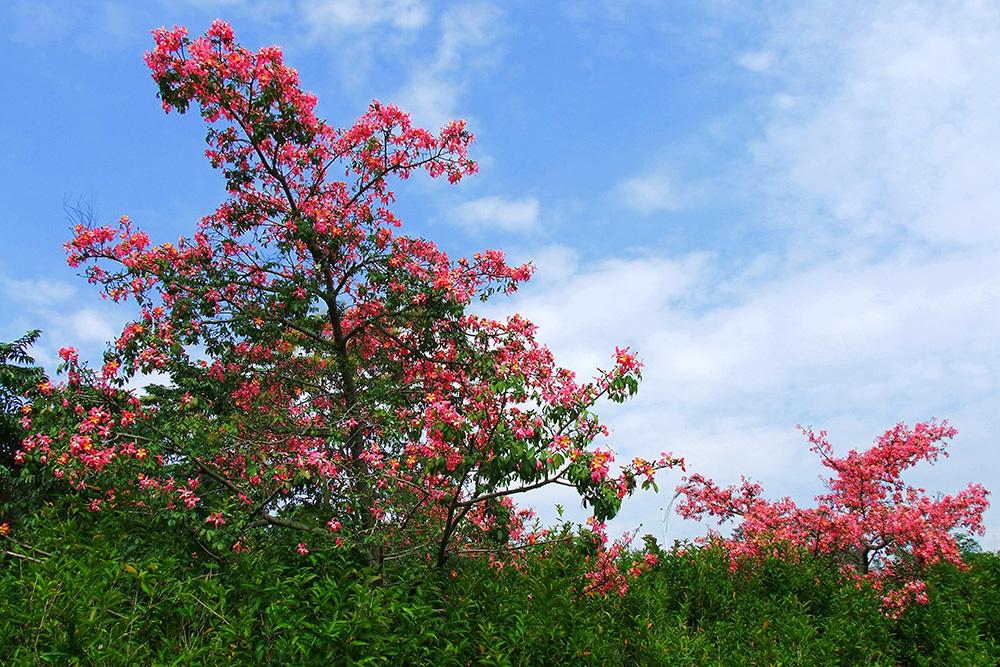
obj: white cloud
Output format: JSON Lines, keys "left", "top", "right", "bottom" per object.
{"left": 753, "top": 2, "right": 1000, "bottom": 246}
{"left": 452, "top": 196, "right": 540, "bottom": 233}
{"left": 302, "top": 0, "right": 428, "bottom": 33}
{"left": 504, "top": 2, "right": 1000, "bottom": 547}
{"left": 507, "top": 242, "right": 1000, "bottom": 542}
{"left": 738, "top": 49, "right": 776, "bottom": 72}
{"left": 7, "top": 1, "right": 71, "bottom": 44}
{"left": 0, "top": 276, "right": 74, "bottom": 306}
{"left": 394, "top": 3, "right": 501, "bottom": 129}
{"left": 7, "top": 0, "right": 138, "bottom": 48}
{"left": 433, "top": 3, "right": 498, "bottom": 71}
{"left": 612, "top": 171, "right": 684, "bottom": 214}
{"left": 508, "top": 246, "right": 1000, "bottom": 426}
{"left": 290, "top": 0, "right": 430, "bottom": 91}
{"left": 127, "top": 370, "right": 174, "bottom": 394}
{"left": 65, "top": 308, "right": 117, "bottom": 344}
{"left": 517, "top": 245, "right": 580, "bottom": 286}
{"left": 0, "top": 269, "right": 129, "bottom": 373}
{"left": 394, "top": 74, "right": 462, "bottom": 131}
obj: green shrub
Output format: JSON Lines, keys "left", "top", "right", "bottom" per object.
{"left": 1, "top": 511, "right": 998, "bottom": 665}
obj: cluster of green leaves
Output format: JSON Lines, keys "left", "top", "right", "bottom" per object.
{"left": 0, "top": 330, "right": 49, "bottom": 523}
{"left": 1, "top": 506, "right": 457, "bottom": 665}
{"left": 438, "top": 541, "right": 1000, "bottom": 666}
{"left": 1, "top": 330, "right": 42, "bottom": 465}
{"left": 2, "top": 506, "right": 998, "bottom": 666}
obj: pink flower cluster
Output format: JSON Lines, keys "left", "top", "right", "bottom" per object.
{"left": 582, "top": 530, "right": 658, "bottom": 597}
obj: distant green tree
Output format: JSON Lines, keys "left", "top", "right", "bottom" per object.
{"left": 0, "top": 330, "right": 45, "bottom": 520}
{"left": 955, "top": 533, "right": 983, "bottom": 555}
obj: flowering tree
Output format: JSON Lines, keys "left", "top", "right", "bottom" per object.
{"left": 676, "top": 421, "right": 989, "bottom": 616}
{"left": 18, "top": 21, "right": 680, "bottom": 567}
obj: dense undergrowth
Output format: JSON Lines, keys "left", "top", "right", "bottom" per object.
{"left": 2, "top": 506, "right": 998, "bottom": 666}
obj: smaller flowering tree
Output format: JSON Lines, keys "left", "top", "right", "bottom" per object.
{"left": 579, "top": 529, "right": 661, "bottom": 597}
{"left": 676, "top": 421, "right": 989, "bottom": 616}
{"left": 19, "top": 21, "right": 682, "bottom": 568}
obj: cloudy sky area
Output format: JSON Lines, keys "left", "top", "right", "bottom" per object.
{"left": 1, "top": 0, "right": 998, "bottom": 548}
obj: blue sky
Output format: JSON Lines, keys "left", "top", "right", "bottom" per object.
{"left": 2, "top": 1, "right": 999, "bottom": 548}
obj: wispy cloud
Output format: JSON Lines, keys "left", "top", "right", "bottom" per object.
{"left": 0, "top": 276, "right": 75, "bottom": 307}
{"left": 509, "top": 243, "right": 1000, "bottom": 542}
{"left": 612, "top": 171, "right": 685, "bottom": 215}
{"left": 63, "top": 308, "right": 117, "bottom": 344}
{"left": 738, "top": 49, "right": 775, "bottom": 72}
{"left": 301, "top": 0, "right": 428, "bottom": 33}
{"left": 394, "top": 3, "right": 501, "bottom": 129}
{"left": 0, "top": 269, "right": 124, "bottom": 372}
{"left": 752, "top": 2, "right": 1000, "bottom": 247}
{"left": 505, "top": 2, "right": 1000, "bottom": 547}
{"left": 452, "top": 196, "right": 540, "bottom": 234}
{"left": 6, "top": 0, "right": 137, "bottom": 48}
{"left": 6, "top": 1, "right": 72, "bottom": 44}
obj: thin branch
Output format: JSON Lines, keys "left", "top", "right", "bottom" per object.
{"left": 456, "top": 535, "right": 574, "bottom": 556}
{"left": 4, "top": 550, "right": 42, "bottom": 563}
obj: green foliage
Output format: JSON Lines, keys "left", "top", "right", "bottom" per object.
{"left": 0, "top": 329, "right": 43, "bottom": 461}
{"left": 0, "top": 330, "right": 43, "bottom": 404}
{"left": 2, "top": 509, "right": 998, "bottom": 665}
{"left": 890, "top": 553, "right": 1000, "bottom": 666}
{"left": 0, "top": 329, "right": 49, "bottom": 523}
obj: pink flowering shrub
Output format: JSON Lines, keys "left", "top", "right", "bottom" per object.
{"left": 20, "top": 21, "right": 681, "bottom": 567}
{"left": 581, "top": 529, "right": 659, "bottom": 597}
{"left": 676, "top": 421, "right": 989, "bottom": 616}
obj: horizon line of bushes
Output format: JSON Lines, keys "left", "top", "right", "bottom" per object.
{"left": 1, "top": 504, "right": 998, "bottom": 666}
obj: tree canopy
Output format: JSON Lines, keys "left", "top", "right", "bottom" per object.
{"left": 19, "top": 21, "right": 680, "bottom": 568}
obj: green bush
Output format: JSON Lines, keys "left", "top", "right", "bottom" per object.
{"left": 1, "top": 511, "right": 998, "bottom": 665}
